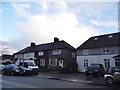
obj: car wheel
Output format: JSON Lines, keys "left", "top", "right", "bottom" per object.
{"left": 106, "top": 77, "right": 114, "bottom": 84}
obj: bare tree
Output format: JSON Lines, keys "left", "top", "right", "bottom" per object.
{"left": 0, "top": 41, "right": 9, "bottom": 56}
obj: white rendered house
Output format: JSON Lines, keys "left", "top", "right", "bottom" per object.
{"left": 76, "top": 32, "right": 120, "bottom": 72}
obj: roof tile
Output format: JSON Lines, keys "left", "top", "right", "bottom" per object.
{"left": 14, "top": 40, "right": 75, "bottom": 54}
{"left": 77, "top": 32, "right": 120, "bottom": 50}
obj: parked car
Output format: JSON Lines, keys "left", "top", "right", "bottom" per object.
{"left": 3, "top": 64, "right": 24, "bottom": 76}
{"left": 15, "top": 60, "right": 39, "bottom": 75}
{"left": 19, "top": 61, "right": 39, "bottom": 75}
{"left": 0, "top": 64, "right": 5, "bottom": 74}
{"left": 85, "top": 63, "right": 105, "bottom": 77}
{"left": 104, "top": 66, "right": 120, "bottom": 84}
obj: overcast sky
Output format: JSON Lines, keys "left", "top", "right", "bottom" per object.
{"left": 0, "top": 0, "right": 119, "bottom": 55}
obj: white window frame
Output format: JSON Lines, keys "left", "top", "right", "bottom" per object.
{"left": 84, "top": 60, "right": 88, "bottom": 68}
{"left": 108, "top": 35, "right": 113, "bottom": 38}
{"left": 40, "top": 59, "right": 45, "bottom": 66}
{"left": 104, "top": 59, "right": 110, "bottom": 67}
{"left": 38, "top": 51, "right": 44, "bottom": 56}
{"left": 24, "top": 52, "right": 34, "bottom": 59}
{"left": 102, "top": 48, "right": 111, "bottom": 54}
{"left": 52, "top": 49, "right": 61, "bottom": 55}
{"left": 94, "top": 37, "right": 98, "bottom": 40}
{"left": 49, "top": 59, "right": 57, "bottom": 66}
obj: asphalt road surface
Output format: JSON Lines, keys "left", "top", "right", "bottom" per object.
{"left": 1, "top": 74, "right": 119, "bottom": 89}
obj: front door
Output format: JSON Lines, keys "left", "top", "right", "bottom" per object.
{"left": 59, "top": 59, "right": 63, "bottom": 68}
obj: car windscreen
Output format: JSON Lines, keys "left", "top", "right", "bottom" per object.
{"left": 26, "top": 62, "right": 36, "bottom": 66}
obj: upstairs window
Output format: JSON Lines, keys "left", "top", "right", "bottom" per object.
{"left": 82, "top": 49, "right": 89, "bottom": 55}
{"left": 102, "top": 48, "right": 111, "bottom": 53}
{"left": 108, "top": 35, "right": 113, "bottom": 38}
{"left": 52, "top": 49, "right": 61, "bottom": 55}
{"left": 38, "top": 51, "right": 44, "bottom": 56}
{"left": 94, "top": 37, "right": 98, "bottom": 40}
{"left": 24, "top": 53, "right": 34, "bottom": 59}
{"left": 25, "top": 53, "right": 31, "bottom": 57}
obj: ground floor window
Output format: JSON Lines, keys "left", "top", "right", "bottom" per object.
{"left": 115, "top": 59, "right": 120, "bottom": 66}
{"left": 84, "top": 60, "right": 88, "bottom": 68}
{"left": 40, "top": 59, "right": 45, "bottom": 66}
{"left": 49, "top": 59, "right": 57, "bottom": 66}
{"left": 104, "top": 59, "right": 110, "bottom": 67}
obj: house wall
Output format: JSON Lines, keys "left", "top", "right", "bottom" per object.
{"left": 47, "top": 49, "right": 64, "bottom": 70}
{"left": 36, "top": 49, "right": 74, "bottom": 70}
{"left": 77, "top": 46, "right": 120, "bottom": 56}
{"left": 65, "top": 49, "right": 77, "bottom": 72}
{"left": 48, "top": 49, "right": 64, "bottom": 59}
{"left": 45, "top": 48, "right": 76, "bottom": 71}
{"left": 23, "top": 52, "right": 35, "bottom": 59}
{"left": 77, "top": 46, "right": 120, "bottom": 72}
{"left": 77, "top": 54, "right": 118, "bottom": 72}
{"left": 14, "top": 54, "right": 24, "bottom": 60}
{"left": 88, "top": 46, "right": 120, "bottom": 55}
{"left": 36, "top": 51, "right": 49, "bottom": 70}
{"left": 48, "top": 48, "right": 75, "bottom": 64}
{"left": 14, "top": 53, "right": 35, "bottom": 64}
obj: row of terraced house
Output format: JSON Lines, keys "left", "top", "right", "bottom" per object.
{"left": 13, "top": 32, "right": 120, "bottom": 73}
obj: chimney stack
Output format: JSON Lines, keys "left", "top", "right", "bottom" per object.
{"left": 54, "top": 37, "right": 59, "bottom": 42}
{"left": 30, "top": 42, "right": 35, "bottom": 47}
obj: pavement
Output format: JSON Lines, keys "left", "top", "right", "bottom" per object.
{"left": 37, "top": 71, "right": 120, "bottom": 88}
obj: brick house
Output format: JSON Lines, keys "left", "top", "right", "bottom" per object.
{"left": 13, "top": 38, "right": 77, "bottom": 73}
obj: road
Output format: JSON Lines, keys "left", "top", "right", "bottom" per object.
{"left": 1, "top": 74, "right": 119, "bottom": 89}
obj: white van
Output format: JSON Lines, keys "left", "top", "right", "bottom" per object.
{"left": 15, "top": 60, "right": 39, "bottom": 75}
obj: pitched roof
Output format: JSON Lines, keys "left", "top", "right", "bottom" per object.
{"left": 14, "top": 47, "right": 29, "bottom": 54}
{"left": 14, "top": 40, "right": 75, "bottom": 54}
{"left": 0, "top": 54, "right": 13, "bottom": 60}
{"left": 77, "top": 32, "right": 120, "bottom": 50}
{"left": 113, "top": 54, "right": 120, "bottom": 58}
